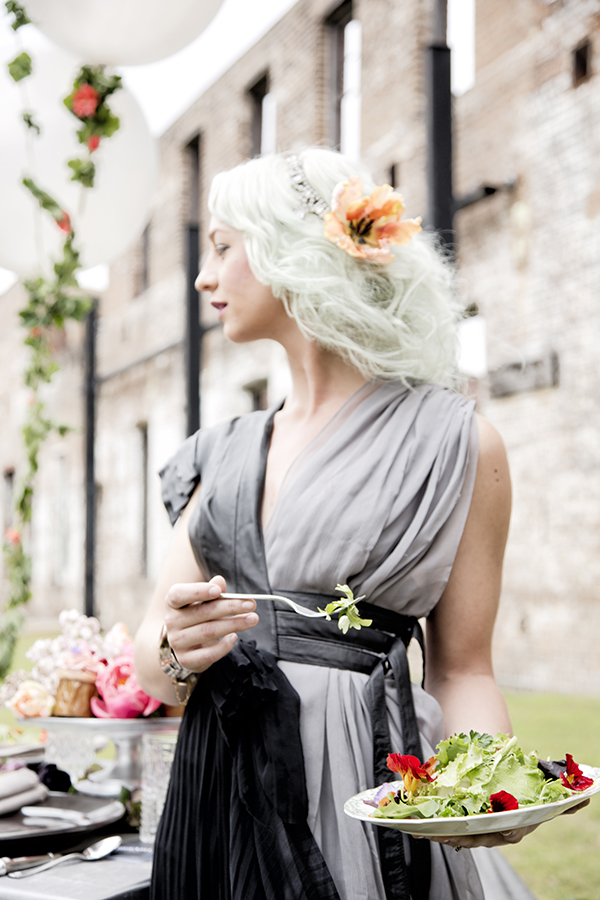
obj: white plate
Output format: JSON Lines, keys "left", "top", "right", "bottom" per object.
{"left": 344, "top": 765, "right": 600, "bottom": 836}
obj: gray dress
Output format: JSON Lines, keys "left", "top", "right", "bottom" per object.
{"left": 160, "top": 379, "right": 535, "bottom": 900}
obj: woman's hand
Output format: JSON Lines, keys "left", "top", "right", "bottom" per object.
{"left": 164, "top": 574, "right": 259, "bottom": 674}
{"left": 419, "top": 799, "right": 590, "bottom": 850}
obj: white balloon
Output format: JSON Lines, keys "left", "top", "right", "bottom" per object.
{"left": 25, "top": 0, "right": 225, "bottom": 66}
{"left": 0, "top": 39, "right": 157, "bottom": 276}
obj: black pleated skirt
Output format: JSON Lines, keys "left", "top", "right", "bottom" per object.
{"left": 150, "top": 642, "right": 341, "bottom": 900}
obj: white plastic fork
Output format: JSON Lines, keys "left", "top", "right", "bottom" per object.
{"left": 221, "top": 592, "right": 328, "bottom": 618}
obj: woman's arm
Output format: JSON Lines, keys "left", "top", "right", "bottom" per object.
{"left": 423, "top": 415, "right": 589, "bottom": 848}
{"left": 425, "top": 414, "right": 512, "bottom": 738}
{"left": 134, "top": 484, "right": 258, "bottom": 705}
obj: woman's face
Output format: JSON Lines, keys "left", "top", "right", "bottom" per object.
{"left": 196, "top": 218, "right": 290, "bottom": 344}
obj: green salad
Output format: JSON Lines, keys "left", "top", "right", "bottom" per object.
{"left": 369, "top": 731, "right": 594, "bottom": 820}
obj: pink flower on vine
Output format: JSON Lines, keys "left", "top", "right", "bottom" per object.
{"left": 72, "top": 84, "right": 100, "bottom": 119}
{"left": 56, "top": 211, "right": 71, "bottom": 234}
{"left": 87, "top": 135, "right": 100, "bottom": 152}
{"left": 29, "top": 327, "right": 42, "bottom": 339}
{"left": 4, "top": 528, "right": 21, "bottom": 545}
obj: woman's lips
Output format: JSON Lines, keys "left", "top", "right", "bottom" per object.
{"left": 211, "top": 301, "right": 227, "bottom": 318}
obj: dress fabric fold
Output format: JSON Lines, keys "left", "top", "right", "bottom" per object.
{"left": 152, "top": 381, "right": 534, "bottom": 900}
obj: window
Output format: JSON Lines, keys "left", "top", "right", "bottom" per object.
{"left": 244, "top": 379, "right": 269, "bottom": 411}
{"left": 248, "top": 73, "right": 277, "bottom": 157}
{"left": 53, "top": 452, "right": 69, "bottom": 584}
{"left": 3, "top": 469, "right": 14, "bottom": 531}
{"left": 137, "top": 224, "right": 151, "bottom": 295}
{"left": 326, "top": 2, "right": 362, "bottom": 157}
{"left": 573, "top": 39, "right": 592, "bottom": 87}
{"left": 186, "top": 135, "right": 201, "bottom": 226}
{"left": 138, "top": 423, "right": 149, "bottom": 577}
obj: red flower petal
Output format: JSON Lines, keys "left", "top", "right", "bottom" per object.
{"left": 87, "top": 134, "right": 100, "bottom": 152}
{"left": 386, "top": 753, "right": 435, "bottom": 782}
{"left": 489, "top": 791, "right": 519, "bottom": 812}
{"left": 72, "top": 83, "right": 100, "bottom": 119}
{"left": 56, "top": 211, "right": 71, "bottom": 234}
{"left": 560, "top": 754, "right": 595, "bottom": 791}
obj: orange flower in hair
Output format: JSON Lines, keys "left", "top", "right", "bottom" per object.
{"left": 324, "top": 177, "right": 421, "bottom": 264}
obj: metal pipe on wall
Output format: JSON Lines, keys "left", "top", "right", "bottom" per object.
{"left": 84, "top": 301, "right": 97, "bottom": 618}
{"left": 426, "top": 0, "right": 453, "bottom": 248}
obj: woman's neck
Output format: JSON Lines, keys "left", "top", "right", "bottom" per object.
{"left": 279, "top": 329, "right": 369, "bottom": 422}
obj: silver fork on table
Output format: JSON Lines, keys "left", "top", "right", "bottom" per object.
{"left": 221, "top": 593, "right": 328, "bottom": 618}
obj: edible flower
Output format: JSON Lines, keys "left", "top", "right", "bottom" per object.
{"left": 489, "top": 790, "right": 519, "bottom": 812}
{"left": 560, "top": 753, "right": 594, "bottom": 792}
{"left": 324, "top": 178, "right": 421, "bottom": 264}
{"left": 387, "top": 753, "right": 437, "bottom": 797}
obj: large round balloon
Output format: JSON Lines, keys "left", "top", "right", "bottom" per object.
{"left": 0, "top": 37, "right": 157, "bottom": 276}
{"left": 25, "top": 0, "right": 225, "bottom": 66}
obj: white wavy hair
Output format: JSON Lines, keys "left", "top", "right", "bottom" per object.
{"left": 208, "top": 148, "right": 461, "bottom": 387}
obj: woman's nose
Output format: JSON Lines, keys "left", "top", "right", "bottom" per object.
{"left": 195, "top": 260, "right": 216, "bottom": 293}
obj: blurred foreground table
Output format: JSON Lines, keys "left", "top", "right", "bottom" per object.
{"left": 0, "top": 835, "right": 152, "bottom": 900}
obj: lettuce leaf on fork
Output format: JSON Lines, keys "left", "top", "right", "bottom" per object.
{"left": 319, "top": 584, "right": 373, "bottom": 634}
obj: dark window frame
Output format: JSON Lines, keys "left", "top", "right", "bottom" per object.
{"left": 248, "top": 73, "right": 269, "bottom": 157}
{"left": 325, "top": 0, "right": 353, "bottom": 149}
{"left": 573, "top": 38, "right": 592, "bottom": 87}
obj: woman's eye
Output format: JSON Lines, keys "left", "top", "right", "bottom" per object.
{"left": 216, "top": 244, "right": 229, "bottom": 256}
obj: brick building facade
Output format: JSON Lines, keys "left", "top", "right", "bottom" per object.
{"left": 1, "top": 0, "right": 599, "bottom": 692}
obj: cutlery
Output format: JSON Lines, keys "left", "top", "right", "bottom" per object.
{"left": 221, "top": 592, "right": 328, "bottom": 618}
{"left": 0, "top": 853, "right": 59, "bottom": 876}
{"left": 20, "top": 806, "right": 91, "bottom": 826}
{"left": 8, "top": 835, "right": 122, "bottom": 878}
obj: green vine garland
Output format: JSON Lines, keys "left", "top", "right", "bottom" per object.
{"left": 1, "top": 1, "right": 122, "bottom": 676}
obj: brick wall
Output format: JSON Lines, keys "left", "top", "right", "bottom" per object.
{"left": 2, "top": 0, "right": 600, "bottom": 694}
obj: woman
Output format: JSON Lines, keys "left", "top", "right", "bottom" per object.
{"left": 135, "top": 148, "right": 536, "bottom": 900}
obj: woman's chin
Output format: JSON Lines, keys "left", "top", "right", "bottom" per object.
{"left": 223, "top": 322, "right": 266, "bottom": 344}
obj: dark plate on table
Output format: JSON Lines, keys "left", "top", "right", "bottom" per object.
{"left": 0, "top": 793, "right": 124, "bottom": 840}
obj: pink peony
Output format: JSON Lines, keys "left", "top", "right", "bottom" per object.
{"left": 91, "top": 646, "right": 161, "bottom": 719}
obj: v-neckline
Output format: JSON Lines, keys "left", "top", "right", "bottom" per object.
{"left": 258, "top": 380, "right": 383, "bottom": 535}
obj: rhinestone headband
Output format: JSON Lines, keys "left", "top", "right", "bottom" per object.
{"left": 286, "top": 155, "right": 329, "bottom": 219}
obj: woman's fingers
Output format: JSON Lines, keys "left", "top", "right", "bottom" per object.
{"left": 165, "top": 574, "right": 226, "bottom": 610}
{"left": 165, "top": 596, "right": 256, "bottom": 631}
{"left": 161, "top": 575, "right": 259, "bottom": 674}
{"left": 173, "top": 614, "right": 258, "bottom": 673}
{"left": 426, "top": 824, "right": 538, "bottom": 850}
{"left": 561, "top": 798, "right": 590, "bottom": 815}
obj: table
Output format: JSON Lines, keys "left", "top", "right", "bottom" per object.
{"left": 0, "top": 835, "right": 152, "bottom": 900}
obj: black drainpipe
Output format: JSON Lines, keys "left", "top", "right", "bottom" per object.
{"left": 426, "top": 0, "right": 453, "bottom": 250}
{"left": 185, "top": 223, "right": 201, "bottom": 436}
{"left": 84, "top": 301, "right": 97, "bottom": 618}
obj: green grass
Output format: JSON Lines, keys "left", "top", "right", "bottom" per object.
{"left": 500, "top": 690, "right": 600, "bottom": 900}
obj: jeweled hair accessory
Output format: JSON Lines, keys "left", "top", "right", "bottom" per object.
{"left": 324, "top": 177, "right": 422, "bottom": 265}
{"left": 287, "top": 155, "right": 329, "bottom": 219}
